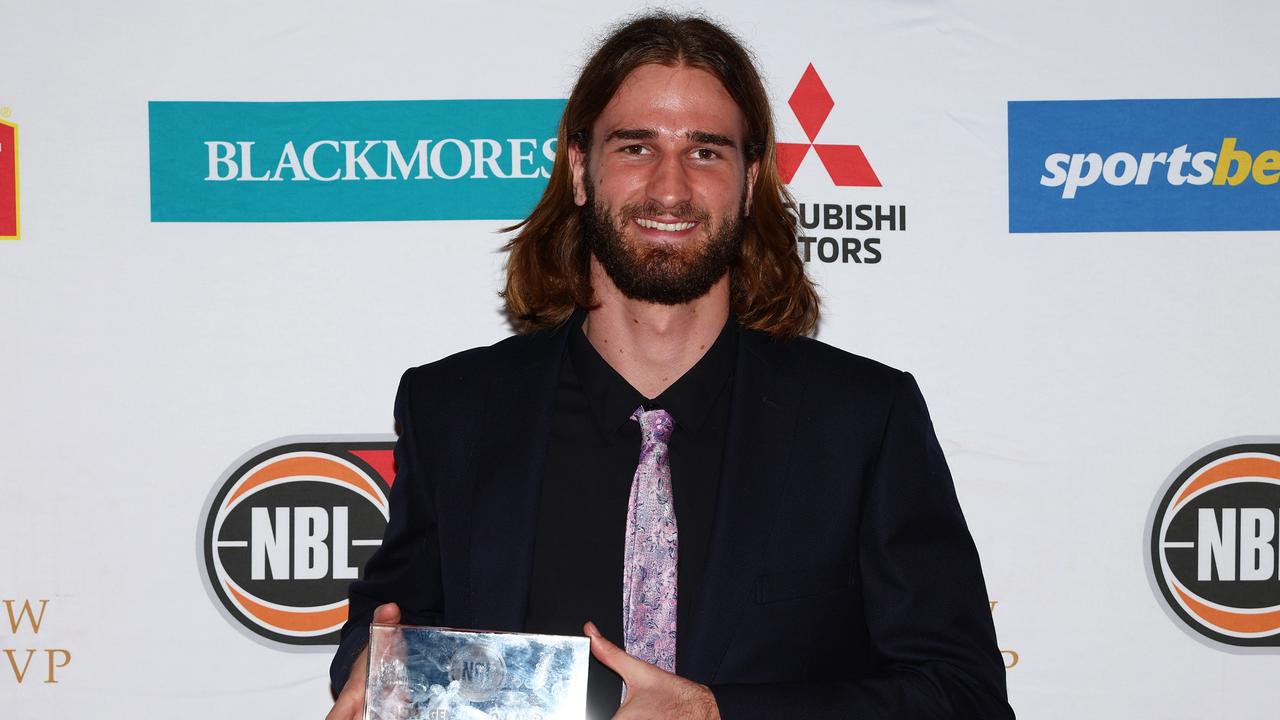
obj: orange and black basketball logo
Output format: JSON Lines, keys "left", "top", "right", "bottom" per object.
{"left": 200, "top": 437, "right": 396, "bottom": 647}
{"left": 1148, "top": 440, "right": 1280, "bottom": 649}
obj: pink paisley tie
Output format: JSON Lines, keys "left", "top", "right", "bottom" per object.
{"left": 623, "top": 406, "right": 678, "bottom": 674}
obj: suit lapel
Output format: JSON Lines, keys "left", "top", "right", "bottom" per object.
{"left": 681, "top": 331, "right": 803, "bottom": 682}
{"left": 466, "top": 320, "right": 572, "bottom": 631}
{"left": 461, "top": 317, "right": 804, "bottom": 671}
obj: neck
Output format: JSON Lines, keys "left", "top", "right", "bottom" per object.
{"left": 583, "top": 257, "right": 730, "bottom": 399}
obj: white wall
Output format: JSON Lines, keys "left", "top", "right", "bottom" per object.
{"left": 2, "top": 1, "right": 1278, "bottom": 717}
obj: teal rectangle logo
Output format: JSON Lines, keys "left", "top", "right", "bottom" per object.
{"left": 149, "top": 99, "right": 566, "bottom": 222}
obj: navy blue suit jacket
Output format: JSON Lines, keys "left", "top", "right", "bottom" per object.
{"left": 331, "top": 317, "right": 1014, "bottom": 719}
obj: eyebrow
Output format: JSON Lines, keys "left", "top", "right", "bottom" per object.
{"left": 605, "top": 128, "right": 658, "bottom": 142}
{"left": 603, "top": 127, "right": 739, "bottom": 149}
{"left": 687, "top": 131, "right": 737, "bottom": 149}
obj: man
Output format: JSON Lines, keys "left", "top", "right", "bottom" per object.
{"left": 328, "top": 13, "right": 1013, "bottom": 720}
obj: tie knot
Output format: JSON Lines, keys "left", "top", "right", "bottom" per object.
{"left": 631, "top": 406, "right": 674, "bottom": 445}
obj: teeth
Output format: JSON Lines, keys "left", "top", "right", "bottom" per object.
{"left": 636, "top": 218, "right": 696, "bottom": 232}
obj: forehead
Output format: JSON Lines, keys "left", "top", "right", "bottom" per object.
{"left": 593, "top": 63, "right": 747, "bottom": 141}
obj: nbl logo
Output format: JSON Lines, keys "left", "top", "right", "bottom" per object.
{"left": 200, "top": 437, "right": 396, "bottom": 647}
{"left": 1148, "top": 440, "right": 1280, "bottom": 649}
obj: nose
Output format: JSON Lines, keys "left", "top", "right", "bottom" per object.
{"left": 645, "top": 152, "right": 693, "bottom": 211}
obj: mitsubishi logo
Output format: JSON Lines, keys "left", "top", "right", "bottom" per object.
{"left": 777, "top": 65, "right": 880, "bottom": 187}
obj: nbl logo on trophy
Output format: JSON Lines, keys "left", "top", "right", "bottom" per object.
{"left": 200, "top": 437, "right": 396, "bottom": 647}
{"left": 1148, "top": 440, "right": 1280, "bottom": 650}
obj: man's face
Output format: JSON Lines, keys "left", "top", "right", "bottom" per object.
{"left": 570, "top": 63, "right": 759, "bottom": 305}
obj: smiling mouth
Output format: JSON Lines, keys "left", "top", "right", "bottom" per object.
{"left": 634, "top": 218, "right": 698, "bottom": 232}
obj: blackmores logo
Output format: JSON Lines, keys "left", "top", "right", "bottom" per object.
{"left": 200, "top": 437, "right": 396, "bottom": 647}
{"left": 149, "top": 99, "right": 565, "bottom": 222}
{"left": 777, "top": 65, "right": 903, "bottom": 266}
{"left": 1, "top": 113, "right": 18, "bottom": 240}
{"left": 1148, "top": 440, "right": 1280, "bottom": 650}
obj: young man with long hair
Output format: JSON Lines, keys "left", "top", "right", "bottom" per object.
{"left": 328, "top": 13, "right": 1013, "bottom": 720}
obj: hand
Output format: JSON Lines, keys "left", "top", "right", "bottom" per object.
{"left": 325, "top": 602, "right": 401, "bottom": 720}
{"left": 584, "top": 621, "right": 720, "bottom": 720}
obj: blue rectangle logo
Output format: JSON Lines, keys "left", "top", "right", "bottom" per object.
{"left": 1008, "top": 98, "right": 1280, "bottom": 233}
{"left": 149, "top": 99, "right": 566, "bottom": 222}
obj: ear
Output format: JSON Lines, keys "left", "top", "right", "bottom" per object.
{"left": 744, "top": 158, "right": 760, "bottom": 216}
{"left": 569, "top": 138, "right": 588, "bottom": 207}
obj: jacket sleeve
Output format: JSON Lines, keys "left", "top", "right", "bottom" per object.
{"left": 710, "top": 372, "right": 1014, "bottom": 719}
{"left": 329, "top": 366, "right": 446, "bottom": 694}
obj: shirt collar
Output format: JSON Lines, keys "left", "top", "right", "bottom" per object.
{"left": 568, "top": 313, "right": 738, "bottom": 437}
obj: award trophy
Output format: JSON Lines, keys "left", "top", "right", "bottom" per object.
{"left": 364, "top": 623, "right": 590, "bottom": 720}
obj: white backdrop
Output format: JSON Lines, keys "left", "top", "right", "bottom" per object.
{"left": 3, "top": 0, "right": 1279, "bottom": 717}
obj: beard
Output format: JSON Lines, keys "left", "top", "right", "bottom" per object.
{"left": 582, "top": 183, "right": 745, "bottom": 306}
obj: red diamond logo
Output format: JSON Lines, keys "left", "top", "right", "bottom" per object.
{"left": 777, "top": 64, "right": 880, "bottom": 187}
{"left": 788, "top": 64, "right": 833, "bottom": 142}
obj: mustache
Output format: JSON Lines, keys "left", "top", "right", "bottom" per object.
{"left": 619, "top": 201, "right": 711, "bottom": 224}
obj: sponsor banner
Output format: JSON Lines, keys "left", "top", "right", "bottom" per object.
{"left": 2, "top": 599, "right": 72, "bottom": 685}
{"left": 200, "top": 436, "right": 396, "bottom": 648}
{"left": 779, "top": 65, "right": 902, "bottom": 266}
{"left": 1148, "top": 439, "right": 1280, "bottom": 650}
{"left": 1008, "top": 98, "right": 1280, "bottom": 233}
{"left": 1, "top": 117, "right": 17, "bottom": 239}
{"left": 149, "top": 99, "right": 565, "bottom": 222}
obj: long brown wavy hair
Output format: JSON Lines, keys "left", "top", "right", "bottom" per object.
{"left": 502, "top": 12, "right": 819, "bottom": 338}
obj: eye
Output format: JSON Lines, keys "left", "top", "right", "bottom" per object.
{"left": 620, "top": 144, "right": 649, "bottom": 155}
{"left": 692, "top": 148, "right": 720, "bottom": 161}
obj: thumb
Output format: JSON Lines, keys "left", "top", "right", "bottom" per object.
{"left": 372, "top": 602, "right": 401, "bottom": 625}
{"left": 583, "top": 621, "right": 648, "bottom": 686}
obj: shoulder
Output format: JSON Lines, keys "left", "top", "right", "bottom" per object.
{"left": 753, "top": 333, "right": 939, "bottom": 449}
{"left": 750, "top": 331, "right": 909, "bottom": 394}
{"left": 397, "top": 325, "right": 562, "bottom": 403}
{"left": 770, "top": 333, "right": 901, "bottom": 377}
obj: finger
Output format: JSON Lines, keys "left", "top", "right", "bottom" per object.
{"left": 327, "top": 696, "right": 361, "bottom": 720}
{"left": 325, "top": 680, "right": 364, "bottom": 720}
{"left": 584, "top": 621, "right": 649, "bottom": 687}
{"left": 372, "top": 602, "right": 401, "bottom": 624}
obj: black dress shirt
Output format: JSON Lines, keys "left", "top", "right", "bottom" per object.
{"left": 524, "top": 315, "right": 738, "bottom": 720}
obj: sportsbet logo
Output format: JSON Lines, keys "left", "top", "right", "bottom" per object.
{"left": 1148, "top": 441, "right": 1280, "bottom": 650}
{"left": 150, "top": 99, "right": 564, "bottom": 222}
{"left": 200, "top": 437, "right": 395, "bottom": 647}
{"left": 1009, "top": 98, "right": 1280, "bottom": 232}
{"left": 1041, "top": 137, "right": 1280, "bottom": 199}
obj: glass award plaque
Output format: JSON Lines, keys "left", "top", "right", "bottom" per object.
{"left": 364, "top": 623, "right": 589, "bottom": 720}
